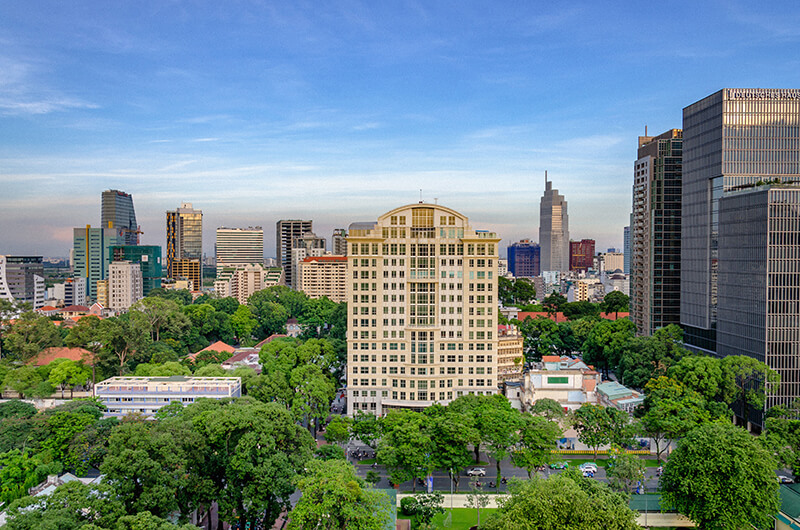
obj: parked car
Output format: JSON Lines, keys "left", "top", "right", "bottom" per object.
{"left": 778, "top": 475, "right": 794, "bottom": 484}
{"left": 582, "top": 470, "right": 595, "bottom": 478}
{"left": 579, "top": 463, "right": 598, "bottom": 473}
{"left": 466, "top": 467, "right": 486, "bottom": 477}
{"left": 549, "top": 461, "right": 569, "bottom": 469}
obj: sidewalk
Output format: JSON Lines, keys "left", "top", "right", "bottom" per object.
{"left": 396, "top": 493, "right": 509, "bottom": 508}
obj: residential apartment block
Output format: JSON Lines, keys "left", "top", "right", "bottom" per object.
{"left": 214, "top": 264, "right": 282, "bottom": 304}
{"left": 108, "top": 260, "right": 143, "bottom": 312}
{"left": 298, "top": 255, "right": 348, "bottom": 302}
{"left": 346, "top": 203, "right": 501, "bottom": 416}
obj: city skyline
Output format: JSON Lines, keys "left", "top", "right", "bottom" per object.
{"left": 2, "top": 3, "right": 800, "bottom": 256}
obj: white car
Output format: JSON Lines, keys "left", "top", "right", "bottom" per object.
{"left": 466, "top": 468, "right": 487, "bottom": 477}
{"left": 778, "top": 475, "right": 794, "bottom": 484}
{"left": 579, "top": 463, "right": 598, "bottom": 473}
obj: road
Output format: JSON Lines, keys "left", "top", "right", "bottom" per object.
{"left": 342, "top": 442, "right": 662, "bottom": 493}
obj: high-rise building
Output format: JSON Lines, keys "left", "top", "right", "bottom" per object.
{"left": 507, "top": 240, "right": 540, "bottom": 278}
{"left": 332, "top": 228, "right": 348, "bottom": 256}
{"left": 631, "top": 129, "right": 683, "bottom": 336}
{"left": 111, "top": 245, "right": 162, "bottom": 296}
{"left": 276, "top": 220, "right": 312, "bottom": 289}
{"left": 681, "top": 88, "right": 800, "bottom": 426}
{"left": 569, "top": 239, "right": 595, "bottom": 271}
{"left": 214, "top": 263, "right": 282, "bottom": 305}
{"left": 623, "top": 225, "right": 631, "bottom": 275}
{"left": 216, "top": 227, "right": 264, "bottom": 270}
{"left": 0, "top": 255, "right": 45, "bottom": 309}
{"left": 298, "top": 255, "right": 348, "bottom": 302}
{"left": 73, "top": 226, "right": 125, "bottom": 300}
{"left": 108, "top": 261, "right": 143, "bottom": 312}
{"left": 539, "top": 173, "right": 570, "bottom": 272}
{"left": 290, "top": 231, "right": 326, "bottom": 289}
{"left": 166, "top": 203, "right": 202, "bottom": 289}
{"left": 346, "top": 203, "right": 501, "bottom": 416}
{"left": 101, "top": 190, "right": 139, "bottom": 245}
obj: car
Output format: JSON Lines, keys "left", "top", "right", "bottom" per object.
{"left": 579, "top": 463, "right": 598, "bottom": 473}
{"left": 778, "top": 475, "right": 794, "bottom": 484}
{"left": 549, "top": 461, "right": 569, "bottom": 469}
{"left": 466, "top": 467, "right": 486, "bottom": 477}
{"left": 582, "top": 470, "right": 595, "bottom": 478}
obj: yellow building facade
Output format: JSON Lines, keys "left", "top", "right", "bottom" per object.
{"left": 346, "top": 204, "right": 501, "bottom": 415}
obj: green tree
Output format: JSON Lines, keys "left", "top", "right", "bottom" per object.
{"left": 2, "top": 365, "right": 43, "bottom": 398}
{"left": 130, "top": 297, "right": 190, "bottom": 343}
{"left": 249, "top": 297, "right": 290, "bottom": 337}
{"left": 543, "top": 292, "right": 567, "bottom": 318}
{"left": 0, "top": 449, "right": 62, "bottom": 506}
{"left": 148, "top": 287, "right": 192, "bottom": 305}
{"left": 498, "top": 276, "right": 514, "bottom": 307}
{"left": 528, "top": 397, "right": 566, "bottom": 422}
{"left": 581, "top": 318, "right": 634, "bottom": 379}
{"left": 481, "top": 470, "right": 641, "bottom": 530}
{"left": 185, "top": 397, "right": 315, "bottom": 529}
{"left": 2, "top": 311, "right": 62, "bottom": 362}
{"left": 660, "top": 422, "right": 780, "bottom": 530}
{"left": 601, "top": 290, "right": 629, "bottom": 319}
{"left": 512, "top": 278, "right": 537, "bottom": 306}
{"left": 764, "top": 402, "right": 800, "bottom": 475}
{"left": 315, "top": 444, "right": 346, "bottom": 461}
{"left": 407, "top": 492, "right": 445, "bottom": 528}
{"left": 230, "top": 305, "right": 258, "bottom": 344}
{"left": 288, "top": 459, "right": 392, "bottom": 530}
{"left": 351, "top": 410, "right": 382, "bottom": 450}
{"left": 0, "top": 399, "right": 37, "bottom": 419}
{"left": 562, "top": 301, "right": 601, "bottom": 320}
{"left": 605, "top": 445, "right": 645, "bottom": 495}
{"left": 134, "top": 361, "right": 191, "bottom": 377}
{"left": 209, "top": 296, "right": 239, "bottom": 315}
{"left": 511, "top": 415, "right": 563, "bottom": 478}
{"left": 378, "top": 410, "right": 432, "bottom": 491}
{"left": 720, "top": 355, "right": 780, "bottom": 425}
{"left": 1, "top": 480, "right": 127, "bottom": 529}
{"left": 465, "top": 478, "right": 491, "bottom": 528}
{"left": 101, "top": 419, "right": 199, "bottom": 519}
{"left": 114, "top": 511, "right": 202, "bottom": 530}
{"left": 48, "top": 359, "right": 91, "bottom": 398}
{"left": 637, "top": 376, "right": 714, "bottom": 462}
{"left": 483, "top": 407, "right": 523, "bottom": 486}
{"left": 571, "top": 404, "right": 636, "bottom": 460}
{"left": 193, "top": 363, "right": 226, "bottom": 376}
{"left": 518, "top": 316, "right": 565, "bottom": 361}
{"left": 427, "top": 409, "right": 476, "bottom": 492}
{"left": 324, "top": 415, "right": 352, "bottom": 445}
{"left": 98, "top": 316, "right": 152, "bottom": 375}
{"left": 668, "top": 355, "right": 726, "bottom": 403}
{"left": 616, "top": 324, "right": 688, "bottom": 389}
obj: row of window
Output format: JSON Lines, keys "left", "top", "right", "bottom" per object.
{"left": 350, "top": 243, "right": 497, "bottom": 257}
{"left": 353, "top": 365, "right": 494, "bottom": 376}
{"left": 351, "top": 353, "right": 493, "bottom": 363}
{"left": 350, "top": 378, "right": 494, "bottom": 388}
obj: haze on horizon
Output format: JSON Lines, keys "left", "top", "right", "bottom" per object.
{"left": 1, "top": 1, "right": 800, "bottom": 258}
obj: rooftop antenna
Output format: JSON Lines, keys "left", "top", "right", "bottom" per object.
{"left": 419, "top": 189, "right": 423, "bottom": 203}
{"left": 545, "top": 170, "right": 548, "bottom": 186}
{"left": 645, "top": 125, "right": 648, "bottom": 136}
{"left": 434, "top": 197, "right": 438, "bottom": 204}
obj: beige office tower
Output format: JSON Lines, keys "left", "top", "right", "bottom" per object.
{"left": 216, "top": 227, "right": 264, "bottom": 270}
{"left": 108, "top": 261, "right": 143, "bottom": 311}
{"left": 346, "top": 203, "right": 501, "bottom": 416}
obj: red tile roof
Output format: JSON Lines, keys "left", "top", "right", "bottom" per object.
{"left": 254, "top": 334, "right": 287, "bottom": 348}
{"left": 187, "top": 340, "right": 235, "bottom": 361}
{"left": 39, "top": 306, "right": 58, "bottom": 312}
{"left": 541, "top": 355, "right": 561, "bottom": 362}
{"left": 61, "top": 305, "right": 90, "bottom": 313}
{"left": 29, "top": 347, "right": 94, "bottom": 366}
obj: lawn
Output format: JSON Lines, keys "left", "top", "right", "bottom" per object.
{"left": 398, "top": 507, "right": 498, "bottom": 529}
{"left": 565, "top": 457, "right": 663, "bottom": 468}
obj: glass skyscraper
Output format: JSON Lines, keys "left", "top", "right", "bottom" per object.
{"left": 681, "top": 88, "right": 800, "bottom": 427}
{"left": 539, "top": 173, "right": 569, "bottom": 272}
{"left": 507, "top": 239, "right": 540, "bottom": 277}
{"left": 631, "top": 129, "right": 683, "bottom": 336}
{"left": 101, "top": 190, "right": 139, "bottom": 245}
{"left": 166, "top": 203, "right": 203, "bottom": 289}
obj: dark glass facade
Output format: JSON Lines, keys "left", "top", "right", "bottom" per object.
{"left": 507, "top": 240, "right": 540, "bottom": 278}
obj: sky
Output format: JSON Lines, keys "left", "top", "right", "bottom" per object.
{"left": 2, "top": 1, "right": 800, "bottom": 259}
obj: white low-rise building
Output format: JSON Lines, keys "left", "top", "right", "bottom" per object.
{"left": 95, "top": 376, "right": 242, "bottom": 417}
{"left": 519, "top": 355, "right": 599, "bottom": 412}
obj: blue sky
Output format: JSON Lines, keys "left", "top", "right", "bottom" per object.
{"left": 2, "top": 1, "right": 800, "bottom": 258}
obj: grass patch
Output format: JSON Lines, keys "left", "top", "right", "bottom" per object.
{"left": 565, "top": 457, "right": 662, "bottom": 468}
{"left": 356, "top": 458, "right": 376, "bottom": 465}
{"left": 398, "top": 507, "right": 499, "bottom": 529}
